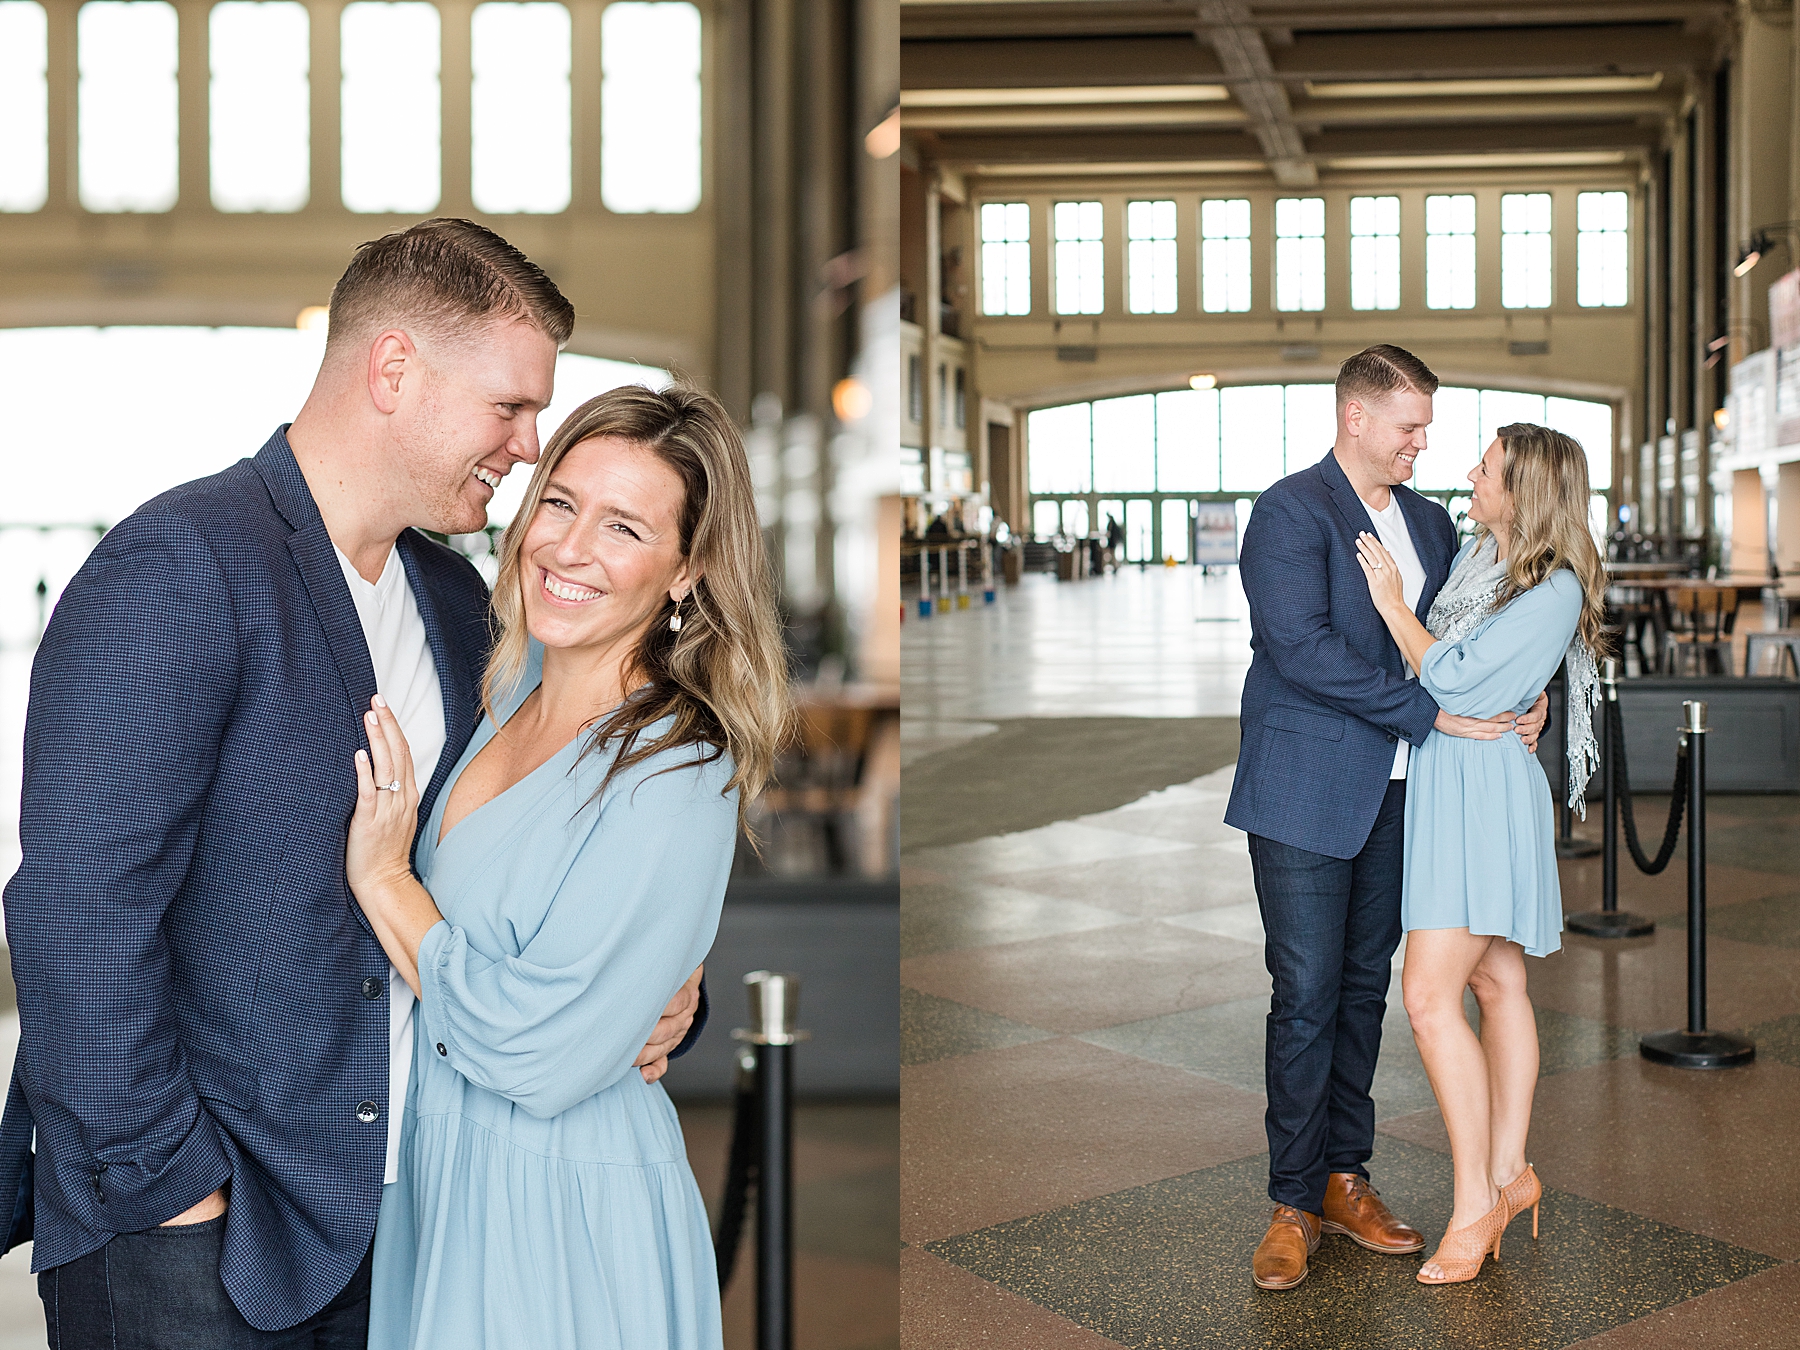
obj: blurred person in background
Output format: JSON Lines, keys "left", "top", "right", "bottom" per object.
{"left": 349, "top": 384, "right": 790, "bottom": 1349}
{"left": 0, "top": 219, "right": 705, "bottom": 1347}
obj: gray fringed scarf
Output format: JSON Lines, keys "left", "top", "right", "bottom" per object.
{"left": 1424, "top": 534, "right": 1599, "bottom": 815}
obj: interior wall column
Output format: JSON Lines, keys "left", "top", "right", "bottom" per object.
{"left": 923, "top": 171, "right": 941, "bottom": 494}
{"left": 1732, "top": 0, "right": 1790, "bottom": 364}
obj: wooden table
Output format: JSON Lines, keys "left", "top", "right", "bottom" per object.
{"left": 1605, "top": 562, "right": 1689, "bottom": 577}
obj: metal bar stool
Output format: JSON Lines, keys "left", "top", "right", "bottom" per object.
{"left": 1745, "top": 631, "right": 1800, "bottom": 678}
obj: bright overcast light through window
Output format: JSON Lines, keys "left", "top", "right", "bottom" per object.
{"left": 341, "top": 2, "right": 441, "bottom": 214}
{"left": 211, "top": 2, "right": 309, "bottom": 212}
{"left": 0, "top": 2, "right": 48, "bottom": 212}
{"left": 472, "top": 2, "right": 571, "bottom": 214}
{"left": 78, "top": 1, "right": 179, "bottom": 213}
{"left": 601, "top": 1, "right": 702, "bottom": 214}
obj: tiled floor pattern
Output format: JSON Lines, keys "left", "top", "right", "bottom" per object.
{"left": 901, "top": 761, "right": 1800, "bottom": 1349}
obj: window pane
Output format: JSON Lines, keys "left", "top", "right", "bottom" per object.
{"left": 1161, "top": 499, "right": 1190, "bottom": 562}
{"left": 1426, "top": 194, "right": 1476, "bottom": 310}
{"left": 341, "top": 2, "right": 440, "bottom": 213}
{"left": 1092, "top": 394, "right": 1155, "bottom": 492}
{"left": 1127, "top": 199, "right": 1177, "bottom": 314}
{"left": 1545, "top": 395, "right": 1613, "bottom": 490}
{"left": 210, "top": 2, "right": 308, "bottom": 212}
{"left": 1155, "top": 388, "right": 1219, "bottom": 492}
{"left": 1283, "top": 384, "right": 1335, "bottom": 467}
{"left": 601, "top": 1, "right": 700, "bottom": 213}
{"left": 1577, "top": 190, "right": 1629, "bottom": 307}
{"left": 1026, "top": 402, "right": 1091, "bottom": 494}
{"left": 1349, "top": 194, "right": 1399, "bottom": 311}
{"left": 79, "top": 1, "right": 178, "bottom": 212}
{"left": 1481, "top": 388, "right": 1547, "bottom": 444}
{"left": 1417, "top": 385, "right": 1479, "bottom": 490}
{"left": 1054, "top": 200, "right": 1104, "bottom": 315}
{"left": 980, "top": 201, "right": 1031, "bottom": 316}
{"left": 1221, "top": 384, "right": 1285, "bottom": 490}
{"left": 1125, "top": 499, "right": 1152, "bottom": 562}
{"left": 1096, "top": 499, "right": 1125, "bottom": 543}
{"left": 0, "top": 2, "right": 48, "bottom": 211}
{"left": 472, "top": 3, "right": 571, "bottom": 214}
{"left": 1201, "top": 198, "right": 1251, "bottom": 312}
{"left": 1501, "top": 192, "right": 1552, "bottom": 308}
{"left": 1062, "top": 499, "right": 1089, "bottom": 538}
{"left": 1032, "top": 499, "right": 1061, "bottom": 539}
{"left": 1275, "top": 197, "right": 1324, "bottom": 312}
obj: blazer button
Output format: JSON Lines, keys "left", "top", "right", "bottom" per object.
{"left": 436, "top": 1043, "right": 448, "bottom": 1057}
{"left": 356, "top": 1101, "right": 381, "bottom": 1124}
{"left": 361, "top": 977, "right": 385, "bottom": 1001}
{"left": 1386, "top": 734, "right": 1398, "bottom": 743}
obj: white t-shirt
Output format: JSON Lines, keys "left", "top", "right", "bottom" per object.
{"left": 1363, "top": 493, "right": 1427, "bottom": 779}
{"left": 335, "top": 544, "right": 446, "bottom": 1186}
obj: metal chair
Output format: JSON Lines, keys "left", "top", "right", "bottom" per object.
{"left": 1662, "top": 586, "right": 1742, "bottom": 676}
{"left": 1745, "top": 631, "right": 1800, "bottom": 678}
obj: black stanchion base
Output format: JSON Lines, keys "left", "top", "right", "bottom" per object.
{"left": 1565, "top": 910, "right": 1656, "bottom": 938}
{"left": 1639, "top": 1030, "right": 1757, "bottom": 1069}
{"left": 1555, "top": 838, "right": 1604, "bottom": 859}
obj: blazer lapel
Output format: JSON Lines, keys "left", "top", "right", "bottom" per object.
{"left": 1317, "top": 451, "right": 1376, "bottom": 537}
{"left": 395, "top": 532, "right": 480, "bottom": 850}
{"left": 1394, "top": 487, "right": 1452, "bottom": 619}
{"left": 253, "top": 429, "right": 380, "bottom": 729}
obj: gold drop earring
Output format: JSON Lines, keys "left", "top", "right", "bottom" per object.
{"left": 669, "top": 594, "right": 684, "bottom": 632}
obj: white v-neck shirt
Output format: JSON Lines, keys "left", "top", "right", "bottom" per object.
{"left": 1363, "top": 492, "right": 1427, "bottom": 779}
{"left": 335, "top": 544, "right": 446, "bottom": 1185}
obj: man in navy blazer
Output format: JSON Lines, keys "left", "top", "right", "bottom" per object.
{"left": 1, "top": 220, "right": 706, "bottom": 1343}
{"left": 1224, "top": 346, "right": 1546, "bottom": 1290}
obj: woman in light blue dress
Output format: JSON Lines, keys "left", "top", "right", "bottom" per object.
{"left": 341, "top": 383, "right": 790, "bottom": 1348}
{"left": 1353, "top": 423, "right": 1608, "bottom": 1287}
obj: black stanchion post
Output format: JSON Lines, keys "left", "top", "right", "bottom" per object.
{"left": 1555, "top": 667, "right": 1602, "bottom": 858}
{"left": 1640, "top": 702, "right": 1756, "bottom": 1069}
{"left": 1567, "top": 658, "right": 1654, "bottom": 937}
{"left": 733, "top": 971, "right": 809, "bottom": 1350}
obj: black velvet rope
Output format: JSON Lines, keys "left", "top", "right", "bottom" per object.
{"left": 714, "top": 1071, "right": 759, "bottom": 1288}
{"left": 1609, "top": 694, "right": 1687, "bottom": 875}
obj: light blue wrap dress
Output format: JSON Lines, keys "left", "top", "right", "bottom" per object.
{"left": 1401, "top": 553, "right": 1583, "bottom": 958}
{"left": 368, "top": 643, "right": 735, "bottom": 1349}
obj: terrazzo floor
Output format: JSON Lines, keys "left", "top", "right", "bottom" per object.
{"left": 901, "top": 567, "right": 1800, "bottom": 1350}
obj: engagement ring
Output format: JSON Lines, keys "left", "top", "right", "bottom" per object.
{"left": 378, "top": 780, "right": 402, "bottom": 792}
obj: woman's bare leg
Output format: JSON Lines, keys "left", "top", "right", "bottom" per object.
{"left": 1402, "top": 926, "right": 1501, "bottom": 1275}
{"left": 1468, "top": 938, "right": 1537, "bottom": 1191}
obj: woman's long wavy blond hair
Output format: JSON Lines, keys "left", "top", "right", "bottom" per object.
{"left": 1480, "top": 421, "right": 1611, "bottom": 658}
{"left": 484, "top": 382, "right": 791, "bottom": 830}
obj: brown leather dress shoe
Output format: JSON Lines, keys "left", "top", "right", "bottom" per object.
{"left": 1252, "top": 1205, "right": 1321, "bottom": 1290}
{"left": 1321, "top": 1172, "right": 1425, "bottom": 1254}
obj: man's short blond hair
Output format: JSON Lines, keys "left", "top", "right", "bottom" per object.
{"left": 325, "top": 218, "right": 575, "bottom": 358}
{"left": 1335, "top": 344, "right": 1439, "bottom": 410}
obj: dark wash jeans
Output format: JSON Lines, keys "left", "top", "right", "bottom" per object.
{"left": 1247, "top": 778, "right": 1406, "bottom": 1216}
{"left": 39, "top": 1216, "right": 371, "bottom": 1350}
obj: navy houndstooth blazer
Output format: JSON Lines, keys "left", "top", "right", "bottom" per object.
{"left": 1223, "top": 450, "right": 1457, "bottom": 860}
{"left": 0, "top": 427, "right": 705, "bottom": 1330}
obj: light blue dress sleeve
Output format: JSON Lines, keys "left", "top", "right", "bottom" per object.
{"left": 1419, "top": 569, "right": 1582, "bottom": 718}
{"left": 413, "top": 747, "right": 738, "bottom": 1120}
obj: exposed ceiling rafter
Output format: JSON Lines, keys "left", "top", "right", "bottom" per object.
{"left": 1196, "top": 0, "right": 1315, "bottom": 185}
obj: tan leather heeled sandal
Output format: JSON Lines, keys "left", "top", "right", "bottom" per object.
{"left": 1416, "top": 1195, "right": 1508, "bottom": 1285}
